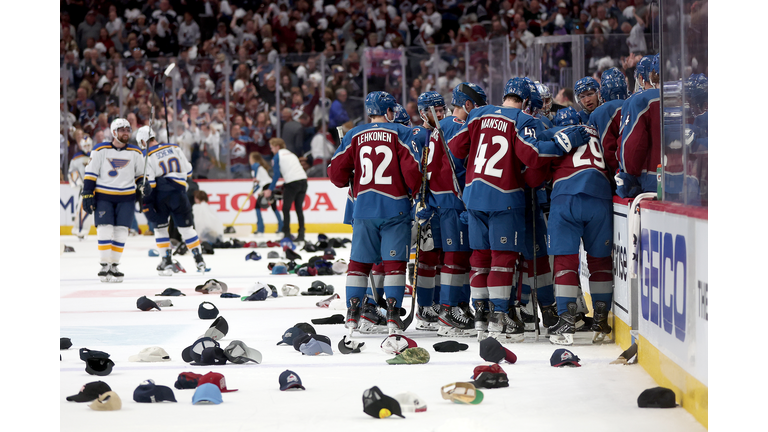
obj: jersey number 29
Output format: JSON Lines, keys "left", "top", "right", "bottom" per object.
{"left": 572, "top": 136, "right": 605, "bottom": 169}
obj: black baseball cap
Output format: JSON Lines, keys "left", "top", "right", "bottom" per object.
{"left": 137, "top": 296, "right": 161, "bottom": 311}
{"left": 191, "top": 347, "right": 229, "bottom": 366}
{"left": 338, "top": 335, "right": 365, "bottom": 354}
{"left": 637, "top": 387, "right": 678, "bottom": 408}
{"left": 61, "top": 338, "right": 72, "bottom": 350}
{"left": 198, "top": 301, "right": 219, "bottom": 319}
{"left": 79, "top": 348, "right": 109, "bottom": 361}
{"left": 471, "top": 372, "right": 509, "bottom": 389}
{"left": 133, "top": 380, "right": 177, "bottom": 403}
{"left": 550, "top": 348, "right": 581, "bottom": 367}
{"left": 479, "top": 337, "right": 517, "bottom": 364}
{"left": 85, "top": 358, "right": 115, "bottom": 376}
{"left": 181, "top": 337, "right": 219, "bottom": 363}
{"left": 175, "top": 372, "right": 202, "bottom": 390}
{"left": 433, "top": 340, "right": 469, "bottom": 352}
{"left": 66, "top": 381, "right": 111, "bottom": 402}
{"left": 311, "top": 314, "right": 345, "bottom": 325}
{"left": 363, "top": 386, "right": 405, "bottom": 419}
{"left": 156, "top": 288, "right": 185, "bottom": 296}
{"left": 204, "top": 316, "right": 229, "bottom": 341}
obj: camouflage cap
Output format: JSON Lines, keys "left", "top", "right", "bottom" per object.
{"left": 386, "top": 347, "right": 430, "bottom": 365}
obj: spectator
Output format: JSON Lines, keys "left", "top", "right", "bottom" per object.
{"left": 280, "top": 107, "right": 305, "bottom": 156}
{"left": 192, "top": 190, "right": 224, "bottom": 245}
{"left": 626, "top": 10, "right": 648, "bottom": 55}
{"left": 77, "top": 10, "right": 102, "bottom": 52}
{"left": 329, "top": 88, "right": 350, "bottom": 129}
{"left": 178, "top": 12, "right": 201, "bottom": 49}
{"left": 251, "top": 111, "right": 275, "bottom": 160}
{"left": 228, "top": 124, "right": 254, "bottom": 178}
{"left": 437, "top": 65, "right": 462, "bottom": 104}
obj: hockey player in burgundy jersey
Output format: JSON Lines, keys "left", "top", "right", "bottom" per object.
{"left": 448, "top": 77, "right": 591, "bottom": 342}
{"left": 328, "top": 92, "right": 423, "bottom": 335}
{"left": 574, "top": 77, "right": 602, "bottom": 124}
{"left": 419, "top": 84, "right": 488, "bottom": 337}
{"left": 524, "top": 123, "right": 613, "bottom": 346}
{"left": 588, "top": 68, "right": 630, "bottom": 179}
{"left": 617, "top": 54, "right": 661, "bottom": 197}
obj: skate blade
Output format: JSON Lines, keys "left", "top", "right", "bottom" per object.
{"left": 477, "top": 331, "right": 488, "bottom": 342}
{"left": 415, "top": 322, "right": 439, "bottom": 331}
{"left": 110, "top": 277, "right": 123, "bottom": 283}
{"left": 549, "top": 333, "right": 575, "bottom": 346}
{"left": 158, "top": 270, "right": 174, "bottom": 276}
{"left": 99, "top": 276, "right": 111, "bottom": 283}
{"left": 357, "top": 322, "right": 388, "bottom": 334}
{"left": 197, "top": 267, "right": 211, "bottom": 273}
{"left": 592, "top": 331, "right": 611, "bottom": 344}
{"left": 438, "top": 327, "right": 475, "bottom": 337}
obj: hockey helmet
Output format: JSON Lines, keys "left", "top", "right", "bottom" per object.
{"left": 600, "top": 68, "right": 629, "bottom": 102}
{"left": 136, "top": 125, "right": 156, "bottom": 149}
{"left": 110, "top": 118, "right": 131, "bottom": 142}
{"left": 79, "top": 135, "right": 93, "bottom": 153}
{"left": 553, "top": 106, "right": 581, "bottom": 127}
{"left": 503, "top": 77, "right": 530, "bottom": 102}
{"left": 417, "top": 91, "right": 446, "bottom": 113}
{"left": 393, "top": 103, "right": 411, "bottom": 126}
{"left": 451, "top": 82, "right": 487, "bottom": 109}
{"left": 364, "top": 91, "right": 397, "bottom": 117}
{"left": 524, "top": 77, "right": 543, "bottom": 114}
{"left": 684, "top": 73, "right": 708, "bottom": 114}
{"left": 535, "top": 81, "right": 553, "bottom": 113}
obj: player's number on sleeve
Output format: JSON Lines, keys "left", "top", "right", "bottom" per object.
{"left": 572, "top": 136, "right": 605, "bottom": 169}
{"left": 158, "top": 157, "right": 181, "bottom": 175}
{"left": 473, "top": 133, "right": 507, "bottom": 178}
{"left": 359, "top": 146, "right": 393, "bottom": 185}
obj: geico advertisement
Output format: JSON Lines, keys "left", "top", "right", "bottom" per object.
{"left": 638, "top": 207, "right": 708, "bottom": 385}
{"left": 60, "top": 179, "right": 349, "bottom": 226}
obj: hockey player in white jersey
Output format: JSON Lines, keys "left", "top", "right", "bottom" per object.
{"left": 137, "top": 126, "right": 209, "bottom": 275}
{"left": 82, "top": 118, "right": 152, "bottom": 282}
{"left": 68, "top": 135, "right": 94, "bottom": 240}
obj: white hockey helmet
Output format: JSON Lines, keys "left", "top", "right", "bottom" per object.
{"left": 136, "top": 125, "right": 156, "bottom": 149}
{"left": 110, "top": 118, "right": 131, "bottom": 143}
{"left": 79, "top": 135, "right": 93, "bottom": 153}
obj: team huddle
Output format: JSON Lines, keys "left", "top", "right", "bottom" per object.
{"left": 328, "top": 54, "right": 682, "bottom": 347}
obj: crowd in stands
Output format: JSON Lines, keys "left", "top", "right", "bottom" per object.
{"left": 61, "top": 0, "right": 660, "bottom": 181}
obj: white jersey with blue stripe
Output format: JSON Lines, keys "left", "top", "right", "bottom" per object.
{"left": 83, "top": 141, "right": 148, "bottom": 202}
{"left": 146, "top": 143, "right": 193, "bottom": 191}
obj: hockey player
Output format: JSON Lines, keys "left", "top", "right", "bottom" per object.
{"left": 524, "top": 123, "right": 613, "bottom": 345}
{"left": 448, "top": 77, "right": 591, "bottom": 342}
{"left": 553, "top": 107, "right": 582, "bottom": 126}
{"left": 328, "top": 91, "right": 423, "bottom": 335}
{"left": 137, "top": 125, "right": 209, "bottom": 275}
{"left": 534, "top": 82, "right": 555, "bottom": 128}
{"left": 616, "top": 54, "right": 661, "bottom": 197}
{"left": 69, "top": 135, "right": 94, "bottom": 240}
{"left": 574, "top": 76, "right": 602, "bottom": 124}
{"left": 588, "top": 67, "right": 630, "bottom": 179}
{"left": 82, "top": 118, "right": 152, "bottom": 282}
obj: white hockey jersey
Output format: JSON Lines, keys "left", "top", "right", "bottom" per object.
{"left": 68, "top": 151, "right": 90, "bottom": 190}
{"left": 146, "top": 142, "right": 193, "bottom": 191}
{"left": 84, "top": 142, "right": 149, "bottom": 202}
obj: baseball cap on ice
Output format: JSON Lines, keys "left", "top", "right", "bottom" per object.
{"left": 195, "top": 279, "right": 228, "bottom": 294}
{"left": 338, "top": 335, "right": 365, "bottom": 354}
{"left": 85, "top": 358, "right": 115, "bottom": 376}
{"left": 128, "top": 346, "right": 171, "bottom": 362}
{"left": 362, "top": 386, "right": 405, "bottom": 419}
{"left": 441, "top": 382, "right": 484, "bottom": 405}
{"left": 245, "top": 251, "right": 262, "bottom": 261}
{"left": 471, "top": 372, "right": 509, "bottom": 389}
{"left": 223, "top": 340, "right": 262, "bottom": 364}
{"left": 279, "top": 370, "right": 305, "bottom": 391}
{"left": 198, "top": 302, "right": 219, "bottom": 319}
{"left": 479, "top": 337, "right": 517, "bottom": 364}
{"left": 393, "top": 392, "right": 427, "bottom": 413}
{"left": 277, "top": 327, "right": 307, "bottom": 346}
{"left": 67, "top": 381, "right": 111, "bottom": 402}
{"left": 204, "top": 316, "right": 229, "bottom": 341}
{"left": 198, "top": 372, "right": 238, "bottom": 392}
{"left": 61, "top": 338, "right": 72, "bottom": 350}
{"left": 175, "top": 372, "right": 202, "bottom": 389}
{"left": 267, "top": 251, "right": 280, "bottom": 259}
{"left": 271, "top": 262, "right": 288, "bottom": 275}
{"left": 89, "top": 391, "right": 122, "bottom": 411}
{"left": 381, "top": 334, "right": 418, "bottom": 355}
{"left": 386, "top": 347, "right": 430, "bottom": 365}
{"left": 79, "top": 348, "right": 110, "bottom": 361}
{"left": 472, "top": 363, "right": 506, "bottom": 379}
{"left": 133, "top": 379, "right": 177, "bottom": 403}
{"left": 242, "top": 287, "right": 269, "bottom": 301}
{"left": 137, "top": 296, "right": 161, "bottom": 311}
{"left": 191, "top": 347, "right": 228, "bottom": 366}
{"left": 182, "top": 337, "right": 219, "bottom": 363}
{"left": 156, "top": 288, "right": 185, "bottom": 296}
{"left": 299, "top": 336, "right": 334, "bottom": 356}
{"left": 550, "top": 348, "right": 581, "bottom": 367}
{"left": 637, "top": 387, "right": 678, "bottom": 408}
{"left": 433, "top": 340, "right": 468, "bottom": 352}
{"left": 192, "top": 383, "right": 223, "bottom": 405}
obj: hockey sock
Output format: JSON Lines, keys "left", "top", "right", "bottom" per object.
{"left": 488, "top": 250, "right": 519, "bottom": 311}
{"left": 111, "top": 226, "right": 129, "bottom": 263}
{"left": 154, "top": 225, "right": 171, "bottom": 255}
{"left": 178, "top": 226, "right": 202, "bottom": 255}
{"left": 587, "top": 255, "right": 613, "bottom": 310}
{"left": 346, "top": 260, "right": 372, "bottom": 307}
{"left": 96, "top": 224, "right": 114, "bottom": 263}
{"left": 441, "top": 251, "right": 470, "bottom": 306}
{"left": 521, "top": 256, "right": 555, "bottom": 306}
{"left": 469, "top": 249, "right": 491, "bottom": 302}
{"left": 554, "top": 254, "right": 580, "bottom": 315}
{"left": 416, "top": 250, "right": 440, "bottom": 307}
{"left": 382, "top": 260, "right": 407, "bottom": 308}
{"left": 367, "top": 262, "right": 385, "bottom": 305}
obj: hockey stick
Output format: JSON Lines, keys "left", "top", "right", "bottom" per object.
{"left": 402, "top": 145, "right": 430, "bottom": 331}
{"left": 530, "top": 187, "right": 541, "bottom": 341}
{"left": 162, "top": 63, "right": 176, "bottom": 145}
{"left": 141, "top": 106, "right": 155, "bottom": 193}
{"left": 224, "top": 189, "right": 256, "bottom": 234}
{"left": 428, "top": 106, "right": 463, "bottom": 201}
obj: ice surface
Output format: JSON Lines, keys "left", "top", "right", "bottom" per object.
{"left": 60, "top": 234, "right": 706, "bottom": 432}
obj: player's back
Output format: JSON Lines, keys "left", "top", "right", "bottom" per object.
{"left": 619, "top": 88, "right": 661, "bottom": 191}
{"left": 148, "top": 143, "right": 193, "bottom": 192}
{"left": 588, "top": 99, "right": 623, "bottom": 174}
{"left": 328, "top": 121, "right": 421, "bottom": 220}
{"left": 425, "top": 116, "right": 467, "bottom": 209}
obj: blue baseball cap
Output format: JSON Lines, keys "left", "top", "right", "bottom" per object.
{"left": 300, "top": 338, "right": 334, "bottom": 356}
{"left": 192, "top": 383, "right": 223, "bottom": 405}
{"left": 245, "top": 251, "right": 262, "bottom": 261}
{"left": 279, "top": 370, "right": 306, "bottom": 391}
{"left": 277, "top": 327, "right": 307, "bottom": 346}
{"left": 241, "top": 288, "right": 269, "bottom": 301}
{"left": 133, "top": 380, "right": 177, "bottom": 403}
{"left": 271, "top": 263, "right": 288, "bottom": 275}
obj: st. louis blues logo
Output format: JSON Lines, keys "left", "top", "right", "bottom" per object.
{"left": 107, "top": 158, "right": 130, "bottom": 177}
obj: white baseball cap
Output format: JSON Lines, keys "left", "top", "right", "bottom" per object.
{"left": 393, "top": 392, "right": 427, "bottom": 413}
{"left": 128, "top": 346, "right": 171, "bottom": 362}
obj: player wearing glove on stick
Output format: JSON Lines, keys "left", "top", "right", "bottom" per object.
{"left": 81, "top": 119, "right": 152, "bottom": 282}
{"left": 68, "top": 135, "right": 94, "bottom": 240}
{"left": 328, "top": 91, "right": 423, "bottom": 335}
{"left": 138, "top": 126, "right": 209, "bottom": 275}
{"left": 447, "top": 77, "right": 591, "bottom": 343}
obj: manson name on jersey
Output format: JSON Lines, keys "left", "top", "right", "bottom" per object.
{"left": 481, "top": 117, "right": 509, "bottom": 133}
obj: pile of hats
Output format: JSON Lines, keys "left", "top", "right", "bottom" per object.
{"left": 276, "top": 322, "right": 334, "bottom": 356}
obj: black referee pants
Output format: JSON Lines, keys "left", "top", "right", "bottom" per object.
{"left": 281, "top": 179, "right": 308, "bottom": 238}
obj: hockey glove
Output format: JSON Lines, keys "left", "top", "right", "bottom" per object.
{"left": 139, "top": 180, "right": 153, "bottom": 204}
{"left": 81, "top": 191, "right": 95, "bottom": 214}
{"left": 614, "top": 171, "right": 643, "bottom": 198}
{"left": 459, "top": 211, "right": 469, "bottom": 226}
{"left": 415, "top": 202, "right": 434, "bottom": 226}
{"left": 553, "top": 126, "right": 588, "bottom": 153}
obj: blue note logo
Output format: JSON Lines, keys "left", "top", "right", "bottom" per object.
{"left": 107, "top": 158, "right": 130, "bottom": 177}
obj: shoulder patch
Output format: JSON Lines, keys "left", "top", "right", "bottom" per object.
{"left": 495, "top": 109, "right": 501, "bottom": 113}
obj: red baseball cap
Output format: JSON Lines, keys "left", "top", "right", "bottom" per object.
{"left": 197, "top": 372, "right": 238, "bottom": 392}
{"left": 472, "top": 363, "right": 507, "bottom": 379}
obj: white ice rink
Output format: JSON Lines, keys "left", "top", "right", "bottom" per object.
{"left": 59, "top": 233, "right": 707, "bottom": 432}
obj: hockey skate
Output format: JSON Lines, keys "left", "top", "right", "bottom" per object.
{"left": 157, "top": 251, "right": 185, "bottom": 276}
{"left": 385, "top": 298, "right": 404, "bottom": 335}
{"left": 98, "top": 263, "right": 111, "bottom": 283}
{"left": 346, "top": 297, "right": 362, "bottom": 331}
{"left": 549, "top": 302, "right": 577, "bottom": 346}
{"left": 473, "top": 300, "right": 489, "bottom": 341}
{"left": 358, "top": 301, "right": 388, "bottom": 334}
{"left": 415, "top": 304, "right": 440, "bottom": 331}
{"left": 192, "top": 249, "right": 210, "bottom": 273}
{"left": 437, "top": 304, "right": 475, "bottom": 337}
{"left": 541, "top": 304, "right": 559, "bottom": 328}
{"left": 591, "top": 301, "right": 612, "bottom": 344}
{"left": 487, "top": 303, "right": 524, "bottom": 343}
{"left": 518, "top": 301, "right": 537, "bottom": 331}
{"left": 108, "top": 263, "right": 124, "bottom": 283}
